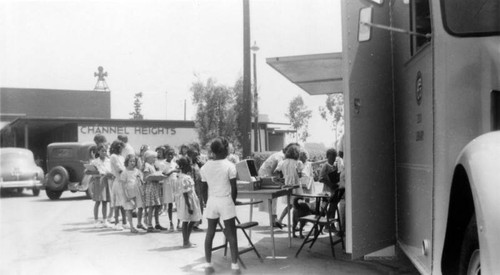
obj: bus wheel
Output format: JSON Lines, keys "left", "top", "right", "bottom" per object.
{"left": 459, "top": 215, "right": 480, "bottom": 275}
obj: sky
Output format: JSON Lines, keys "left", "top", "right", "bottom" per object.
{"left": 0, "top": 0, "right": 342, "bottom": 146}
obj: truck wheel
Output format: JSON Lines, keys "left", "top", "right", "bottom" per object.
{"left": 458, "top": 215, "right": 480, "bottom": 275}
{"left": 46, "top": 189, "right": 62, "bottom": 200}
{"left": 32, "top": 188, "right": 40, "bottom": 196}
{"left": 47, "top": 166, "right": 69, "bottom": 191}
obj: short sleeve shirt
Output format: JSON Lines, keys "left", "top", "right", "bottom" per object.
{"left": 110, "top": 154, "right": 125, "bottom": 178}
{"left": 275, "top": 159, "right": 304, "bottom": 186}
{"left": 91, "top": 157, "right": 111, "bottom": 175}
{"left": 258, "top": 151, "right": 285, "bottom": 177}
{"left": 200, "top": 159, "right": 237, "bottom": 198}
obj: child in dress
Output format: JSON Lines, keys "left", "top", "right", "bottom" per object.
{"left": 275, "top": 144, "right": 304, "bottom": 227}
{"left": 109, "top": 140, "right": 128, "bottom": 230}
{"left": 299, "top": 150, "right": 315, "bottom": 195}
{"left": 319, "top": 148, "right": 339, "bottom": 194}
{"left": 155, "top": 146, "right": 167, "bottom": 217}
{"left": 120, "top": 154, "right": 144, "bottom": 233}
{"left": 90, "top": 144, "right": 113, "bottom": 228}
{"left": 142, "top": 150, "right": 166, "bottom": 232}
{"left": 175, "top": 156, "right": 202, "bottom": 248}
{"left": 161, "top": 145, "right": 178, "bottom": 231}
{"left": 201, "top": 137, "right": 240, "bottom": 274}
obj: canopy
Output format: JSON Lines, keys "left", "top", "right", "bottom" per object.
{"left": 266, "top": 52, "right": 343, "bottom": 95}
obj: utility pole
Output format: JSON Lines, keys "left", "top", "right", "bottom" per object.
{"left": 165, "top": 89, "right": 168, "bottom": 119}
{"left": 242, "top": 0, "right": 252, "bottom": 158}
{"left": 184, "top": 99, "right": 186, "bottom": 120}
{"left": 251, "top": 41, "right": 260, "bottom": 152}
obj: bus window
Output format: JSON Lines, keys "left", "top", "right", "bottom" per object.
{"left": 441, "top": 0, "right": 500, "bottom": 36}
{"left": 410, "top": 0, "right": 431, "bottom": 55}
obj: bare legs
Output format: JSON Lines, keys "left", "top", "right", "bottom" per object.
{"left": 114, "top": 206, "right": 126, "bottom": 225}
{"left": 182, "top": 221, "right": 196, "bottom": 247}
{"left": 205, "top": 217, "right": 238, "bottom": 265}
{"left": 125, "top": 210, "right": 138, "bottom": 233}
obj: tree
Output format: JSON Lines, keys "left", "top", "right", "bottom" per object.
{"left": 129, "top": 92, "right": 144, "bottom": 120}
{"left": 286, "top": 95, "right": 312, "bottom": 143}
{"left": 191, "top": 77, "right": 239, "bottom": 147}
{"left": 319, "top": 93, "right": 344, "bottom": 145}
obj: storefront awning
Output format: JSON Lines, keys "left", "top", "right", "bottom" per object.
{"left": 266, "top": 52, "right": 343, "bottom": 95}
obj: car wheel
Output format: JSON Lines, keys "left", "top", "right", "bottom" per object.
{"left": 47, "top": 166, "right": 69, "bottom": 191}
{"left": 46, "top": 189, "right": 63, "bottom": 200}
{"left": 459, "top": 215, "right": 480, "bottom": 275}
{"left": 32, "top": 188, "right": 40, "bottom": 196}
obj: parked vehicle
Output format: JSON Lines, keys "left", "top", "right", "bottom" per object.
{"left": 342, "top": 1, "right": 500, "bottom": 274}
{"left": 44, "top": 142, "right": 96, "bottom": 200}
{"left": 0, "top": 147, "right": 44, "bottom": 196}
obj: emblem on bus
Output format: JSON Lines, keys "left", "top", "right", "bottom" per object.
{"left": 416, "top": 71, "right": 423, "bottom": 106}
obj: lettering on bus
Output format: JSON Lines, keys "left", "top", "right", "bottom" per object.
{"left": 80, "top": 126, "right": 177, "bottom": 135}
{"left": 416, "top": 113, "right": 422, "bottom": 124}
{"left": 416, "top": 130, "right": 424, "bottom": 141}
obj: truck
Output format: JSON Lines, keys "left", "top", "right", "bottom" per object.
{"left": 44, "top": 142, "right": 95, "bottom": 200}
{"left": 342, "top": 0, "right": 500, "bottom": 274}
{"left": 268, "top": 0, "right": 499, "bottom": 274}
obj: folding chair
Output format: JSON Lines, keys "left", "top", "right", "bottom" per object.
{"left": 211, "top": 200, "right": 264, "bottom": 269}
{"left": 295, "top": 189, "right": 345, "bottom": 258}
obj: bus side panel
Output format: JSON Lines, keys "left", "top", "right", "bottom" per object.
{"left": 342, "top": 0, "right": 396, "bottom": 258}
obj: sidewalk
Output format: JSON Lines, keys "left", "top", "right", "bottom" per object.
{"left": 184, "top": 201, "right": 419, "bottom": 275}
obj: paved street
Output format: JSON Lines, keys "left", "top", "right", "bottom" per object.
{"left": 0, "top": 189, "right": 418, "bottom": 275}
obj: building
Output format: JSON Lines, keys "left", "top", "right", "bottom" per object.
{"left": 1, "top": 87, "right": 293, "bottom": 169}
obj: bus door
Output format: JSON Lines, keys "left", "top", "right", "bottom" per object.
{"left": 342, "top": 0, "right": 395, "bottom": 258}
{"left": 392, "top": 0, "right": 434, "bottom": 272}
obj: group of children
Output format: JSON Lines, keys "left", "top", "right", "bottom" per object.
{"left": 87, "top": 134, "right": 342, "bottom": 275}
{"left": 88, "top": 135, "right": 205, "bottom": 249}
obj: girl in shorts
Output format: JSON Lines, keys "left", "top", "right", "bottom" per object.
{"left": 121, "top": 154, "right": 144, "bottom": 233}
{"left": 200, "top": 137, "right": 240, "bottom": 275}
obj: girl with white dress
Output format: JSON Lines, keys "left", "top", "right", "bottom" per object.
{"left": 109, "top": 140, "right": 128, "bottom": 230}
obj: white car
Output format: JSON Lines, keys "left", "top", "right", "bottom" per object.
{"left": 0, "top": 147, "right": 44, "bottom": 196}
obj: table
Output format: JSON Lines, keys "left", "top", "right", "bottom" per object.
{"left": 238, "top": 187, "right": 295, "bottom": 259}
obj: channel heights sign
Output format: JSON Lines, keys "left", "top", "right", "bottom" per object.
{"left": 78, "top": 125, "right": 198, "bottom": 153}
